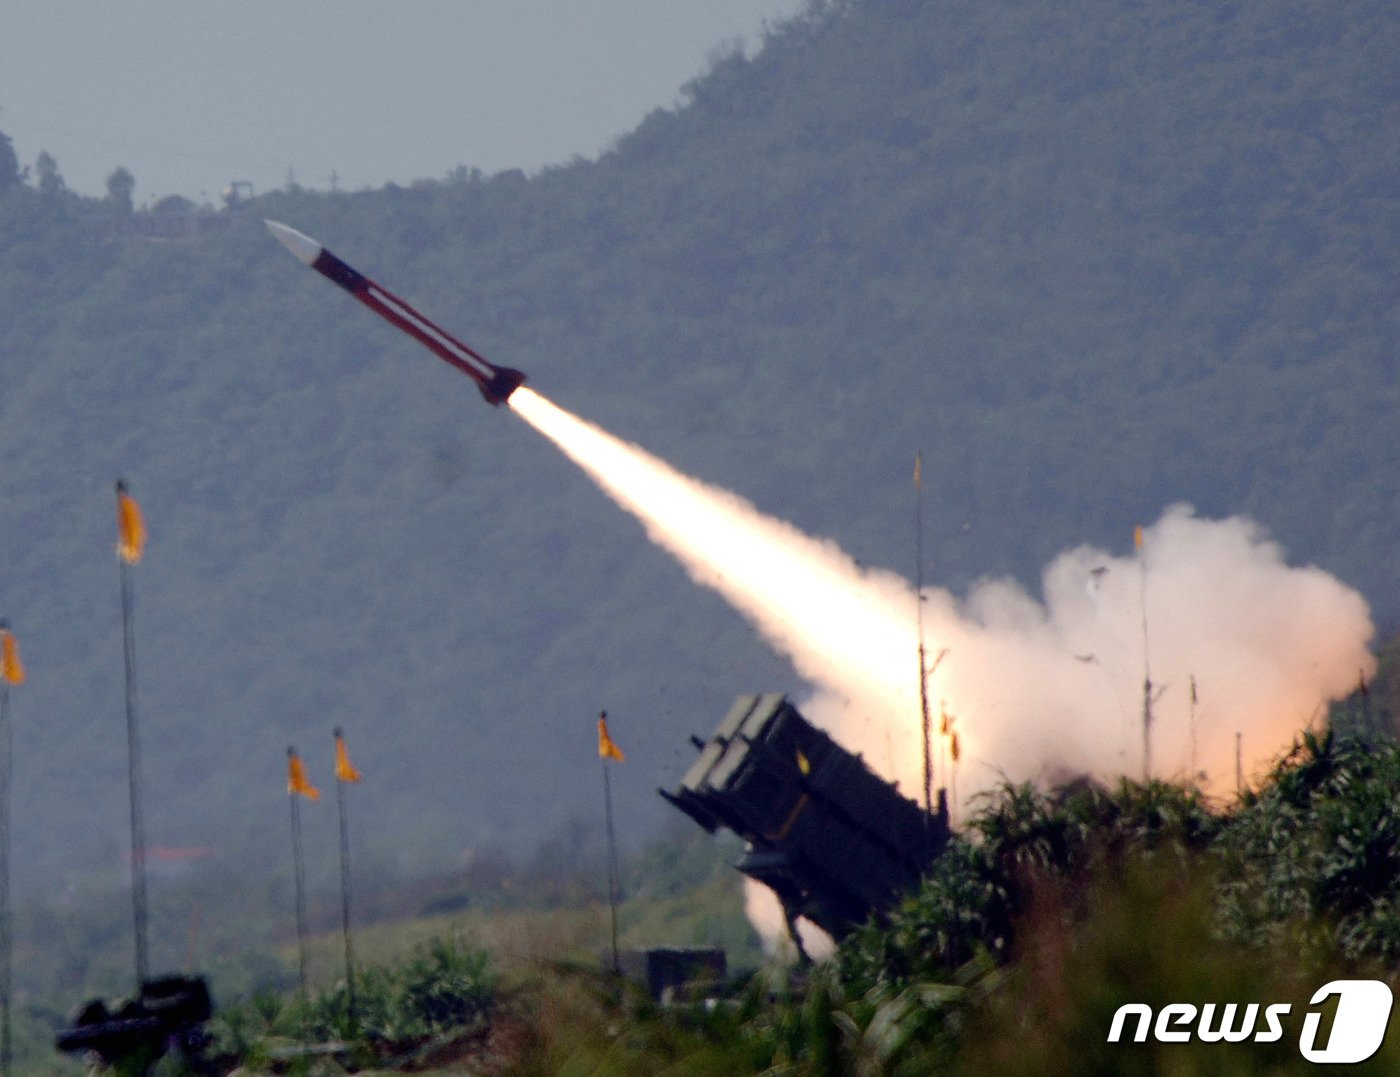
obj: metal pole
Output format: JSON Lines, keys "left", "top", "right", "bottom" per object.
{"left": 941, "top": 708, "right": 949, "bottom": 811}
{"left": 1139, "top": 542, "right": 1153, "bottom": 782}
{"left": 288, "top": 762, "right": 310, "bottom": 1045}
{"left": 0, "top": 681, "right": 12, "bottom": 1077}
{"left": 914, "top": 452, "right": 936, "bottom": 832}
{"left": 601, "top": 760, "right": 620, "bottom": 976}
{"left": 1189, "top": 675, "right": 1198, "bottom": 782}
{"left": 918, "top": 642, "right": 933, "bottom": 818}
{"left": 949, "top": 728, "right": 959, "bottom": 827}
{"left": 334, "top": 745, "right": 356, "bottom": 1028}
{"left": 120, "top": 554, "right": 150, "bottom": 987}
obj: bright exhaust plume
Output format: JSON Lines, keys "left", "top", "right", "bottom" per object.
{"left": 510, "top": 387, "right": 1375, "bottom": 799}
{"left": 509, "top": 387, "right": 1375, "bottom": 949}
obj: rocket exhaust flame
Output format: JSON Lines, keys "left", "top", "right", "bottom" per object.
{"left": 509, "top": 387, "right": 921, "bottom": 740}
{"left": 508, "top": 387, "right": 1376, "bottom": 812}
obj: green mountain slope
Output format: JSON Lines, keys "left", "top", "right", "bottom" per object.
{"left": 0, "top": 0, "right": 1396, "bottom": 890}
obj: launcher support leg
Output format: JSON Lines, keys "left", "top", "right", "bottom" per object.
{"left": 782, "top": 903, "right": 813, "bottom": 966}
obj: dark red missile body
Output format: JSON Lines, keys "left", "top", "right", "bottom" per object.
{"left": 265, "top": 219, "right": 526, "bottom": 405}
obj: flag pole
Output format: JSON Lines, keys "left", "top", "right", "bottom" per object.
{"left": 287, "top": 747, "right": 312, "bottom": 1046}
{"left": 0, "top": 676, "right": 10, "bottom": 1077}
{"left": 0, "top": 621, "right": 16, "bottom": 1077}
{"left": 913, "top": 453, "right": 937, "bottom": 841}
{"left": 116, "top": 481, "right": 150, "bottom": 988}
{"left": 1136, "top": 525, "right": 1154, "bottom": 782}
{"left": 1189, "top": 675, "right": 1199, "bottom": 782}
{"left": 333, "top": 728, "right": 357, "bottom": 1030}
{"left": 950, "top": 730, "right": 960, "bottom": 825}
{"left": 598, "top": 711, "right": 621, "bottom": 976}
{"left": 602, "top": 762, "right": 620, "bottom": 976}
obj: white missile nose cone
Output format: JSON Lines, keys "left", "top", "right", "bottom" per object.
{"left": 264, "top": 219, "right": 323, "bottom": 266}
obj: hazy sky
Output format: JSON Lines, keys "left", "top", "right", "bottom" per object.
{"left": 0, "top": 1, "right": 804, "bottom": 205}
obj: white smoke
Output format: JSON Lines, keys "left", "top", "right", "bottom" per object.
{"left": 934, "top": 506, "right": 1376, "bottom": 792}
{"left": 743, "top": 879, "right": 836, "bottom": 962}
{"left": 508, "top": 389, "right": 1376, "bottom": 949}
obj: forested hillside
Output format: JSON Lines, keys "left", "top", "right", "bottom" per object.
{"left": 0, "top": 0, "right": 1396, "bottom": 898}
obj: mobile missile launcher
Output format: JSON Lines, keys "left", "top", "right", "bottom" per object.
{"left": 662, "top": 694, "right": 950, "bottom": 947}
{"left": 55, "top": 974, "right": 213, "bottom": 1068}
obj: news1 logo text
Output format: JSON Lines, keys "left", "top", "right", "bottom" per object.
{"left": 1108, "top": 980, "right": 1393, "bottom": 1063}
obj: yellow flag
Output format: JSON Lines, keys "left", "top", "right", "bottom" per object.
{"left": 1133, "top": 524, "right": 1144, "bottom": 551}
{"left": 913, "top": 452, "right": 922, "bottom": 491}
{"left": 287, "top": 750, "right": 320, "bottom": 800}
{"left": 597, "top": 712, "right": 625, "bottom": 762}
{"left": 796, "top": 748, "right": 811, "bottom": 776}
{"left": 334, "top": 731, "right": 362, "bottom": 783}
{"left": 116, "top": 482, "right": 146, "bottom": 564}
{"left": 0, "top": 627, "right": 23, "bottom": 686}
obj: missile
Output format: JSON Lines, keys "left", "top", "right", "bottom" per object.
{"left": 264, "top": 219, "right": 526, "bottom": 406}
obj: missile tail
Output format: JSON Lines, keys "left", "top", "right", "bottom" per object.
{"left": 478, "top": 365, "right": 529, "bottom": 406}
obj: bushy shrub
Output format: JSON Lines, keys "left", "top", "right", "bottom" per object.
{"left": 208, "top": 934, "right": 495, "bottom": 1068}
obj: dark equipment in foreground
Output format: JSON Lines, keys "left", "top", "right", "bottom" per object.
{"left": 56, "top": 975, "right": 213, "bottom": 1068}
{"left": 663, "top": 694, "right": 950, "bottom": 947}
{"left": 616, "top": 947, "right": 727, "bottom": 1003}
{"left": 264, "top": 219, "right": 527, "bottom": 406}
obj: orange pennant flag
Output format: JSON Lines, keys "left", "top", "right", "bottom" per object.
{"left": 950, "top": 732, "right": 961, "bottom": 763}
{"left": 287, "top": 749, "right": 320, "bottom": 800}
{"left": 0, "top": 625, "right": 24, "bottom": 686}
{"left": 334, "top": 730, "right": 362, "bottom": 783}
{"left": 116, "top": 481, "right": 146, "bottom": 564}
{"left": 1133, "top": 524, "right": 1144, "bottom": 551}
{"left": 597, "top": 712, "right": 625, "bottom": 763}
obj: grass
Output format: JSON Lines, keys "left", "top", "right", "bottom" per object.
{"left": 292, "top": 868, "right": 761, "bottom": 991}
{"left": 198, "top": 866, "right": 761, "bottom": 1073}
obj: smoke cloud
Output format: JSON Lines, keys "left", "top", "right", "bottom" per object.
{"left": 509, "top": 388, "right": 1376, "bottom": 946}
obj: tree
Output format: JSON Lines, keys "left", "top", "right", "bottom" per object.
{"left": 106, "top": 166, "right": 135, "bottom": 213}
{"left": 35, "top": 150, "right": 63, "bottom": 197}
{"left": 0, "top": 130, "right": 18, "bottom": 193}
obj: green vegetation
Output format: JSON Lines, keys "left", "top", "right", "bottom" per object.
{"left": 25, "top": 720, "right": 1400, "bottom": 1072}
{"left": 844, "top": 729, "right": 1400, "bottom": 989}
{"left": 12, "top": 823, "right": 756, "bottom": 1072}
{"left": 520, "top": 729, "right": 1400, "bottom": 1074}
{"left": 209, "top": 935, "right": 496, "bottom": 1071}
